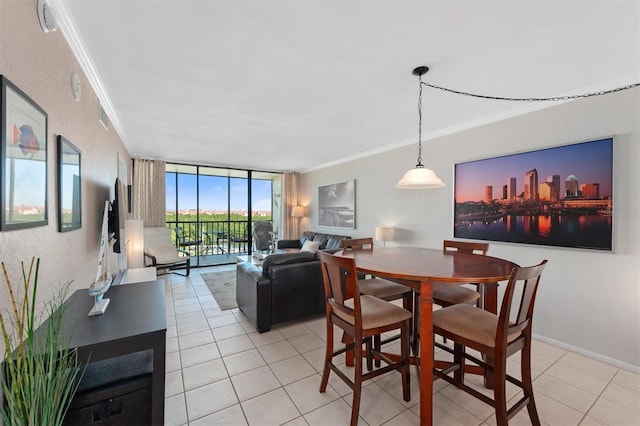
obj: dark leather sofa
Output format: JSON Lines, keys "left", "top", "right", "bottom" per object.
{"left": 276, "top": 230, "right": 349, "bottom": 253}
{"left": 236, "top": 231, "right": 350, "bottom": 332}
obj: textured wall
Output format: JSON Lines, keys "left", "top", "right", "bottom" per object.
{"left": 300, "top": 88, "right": 640, "bottom": 369}
{"left": 0, "top": 0, "right": 130, "bottom": 349}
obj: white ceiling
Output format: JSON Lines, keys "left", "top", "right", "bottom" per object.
{"left": 55, "top": 0, "right": 638, "bottom": 173}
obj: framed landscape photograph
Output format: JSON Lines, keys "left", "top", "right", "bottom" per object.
{"left": 1, "top": 76, "right": 48, "bottom": 231}
{"left": 57, "top": 135, "right": 81, "bottom": 232}
{"left": 454, "top": 137, "right": 613, "bottom": 251}
{"left": 318, "top": 180, "right": 355, "bottom": 229}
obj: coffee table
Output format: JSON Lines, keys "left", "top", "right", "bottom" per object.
{"left": 236, "top": 254, "right": 268, "bottom": 268}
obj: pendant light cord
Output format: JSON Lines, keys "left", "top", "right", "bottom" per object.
{"left": 422, "top": 81, "right": 639, "bottom": 102}
{"left": 417, "top": 73, "right": 423, "bottom": 167}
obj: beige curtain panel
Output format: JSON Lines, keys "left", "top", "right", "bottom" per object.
{"left": 281, "top": 172, "right": 300, "bottom": 240}
{"left": 132, "top": 158, "right": 166, "bottom": 228}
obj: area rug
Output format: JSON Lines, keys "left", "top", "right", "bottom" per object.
{"left": 202, "top": 270, "right": 237, "bottom": 310}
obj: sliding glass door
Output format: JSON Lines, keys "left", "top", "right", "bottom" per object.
{"left": 165, "top": 164, "right": 281, "bottom": 267}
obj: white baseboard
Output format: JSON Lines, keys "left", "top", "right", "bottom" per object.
{"left": 533, "top": 333, "right": 640, "bottom": 374}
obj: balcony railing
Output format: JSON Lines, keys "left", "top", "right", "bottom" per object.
{"left": 166, "top": 219, "right": 271, "bottom": 257}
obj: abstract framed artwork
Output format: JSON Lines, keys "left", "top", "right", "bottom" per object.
{"left": 57, "top": 135, "right": 81, "bottom": 232}
{"left": 454, "top": 137, "right": 613, "bottom": 251}
{"left": 318, "top": 180, "right": 355, "bottom": 229}
{"left": 1, "top": 76, "right": 48, "bottom": 231}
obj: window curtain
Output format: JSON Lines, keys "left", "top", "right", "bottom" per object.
{"left": 132, "top": 159, "right": 166, "bottom": 227}
{"left": 281, "top": 172, "right": 300, "bottom": 239}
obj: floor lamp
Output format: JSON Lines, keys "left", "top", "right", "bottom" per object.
{"left": 125, "top": 219, "right": 145, "bottom": 269}
{"left": 292, "top": 206, "right": 305, "bottom": 236}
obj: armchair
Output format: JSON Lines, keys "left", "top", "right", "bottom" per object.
{"left": 143, "top": 227, "right": 191, "bottom": 276}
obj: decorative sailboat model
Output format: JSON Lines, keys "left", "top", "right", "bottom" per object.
{"left": 88, "top": 200, "right": 114, "bottom": 316}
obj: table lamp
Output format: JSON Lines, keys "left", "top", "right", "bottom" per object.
{"left": 375, "top": 226, "right": 395, "bottom": 247}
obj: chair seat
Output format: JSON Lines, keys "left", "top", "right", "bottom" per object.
{"left": 145, "top": 247, "right": 187, "bottom": 265}
{"left": 337, "top": 295, "right": 412, "bottom": 330}
{"left": 433, "top": 304, "right": 520, "bottom": 349}
{"left": 359, "top": 278, "right": 412, "bottom": 299}
{"left": 433, "top": 285, "right": 480, "bottom": 306}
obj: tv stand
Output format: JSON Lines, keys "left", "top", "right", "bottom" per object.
{"left": 61, "top": 280, "right": 166, "bottom": 425}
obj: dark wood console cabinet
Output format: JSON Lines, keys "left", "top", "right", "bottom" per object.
{"left": 61, "top": 280, "right": 166, "bottom": 425}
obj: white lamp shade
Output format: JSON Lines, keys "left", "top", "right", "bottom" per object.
{"left": 395, "top": 166, "right": 445, "bottom": 189}
{"left": 125, "top": 219, "right": 145, "bottom": 269}
{"left": 291, "top": 205, "right": 305, "bottom": 217}
{"left": 375, "top": 226, "right": 395, "bottom": 242}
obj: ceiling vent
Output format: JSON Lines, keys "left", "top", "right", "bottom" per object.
{"left": 98, "top": 103, "right": 109, "bottom": 130}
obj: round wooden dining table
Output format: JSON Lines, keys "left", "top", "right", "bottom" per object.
{"left": 336, "top": 246, "right": 518, "bottom": 426}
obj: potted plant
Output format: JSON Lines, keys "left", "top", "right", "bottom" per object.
{"left": 0, "top": 257, "right": 84, "bottom": 425}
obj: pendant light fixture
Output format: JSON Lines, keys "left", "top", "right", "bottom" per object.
{"left": 395, "top": 66, "right": 445, "bottom": 189}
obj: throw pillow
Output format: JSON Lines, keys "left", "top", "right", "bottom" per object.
{"left": 300, "top": 240, "right": 321, "bottom": 253}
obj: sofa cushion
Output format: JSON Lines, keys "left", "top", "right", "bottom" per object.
{"left": 312, "top": 233, "right": 329, "bottom": 249}
{"left": 300, "top": 240, "right": 321, "bottom": 253}
{"left": 324, "top": 235, "right": 348, "bottom": 250}
{"left": 300, "top": 231, "right": 316, "bottom": 246}
{"left": 261, "top": 252, "right": 316, "bottom": 276}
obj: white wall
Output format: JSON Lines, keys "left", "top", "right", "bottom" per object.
{"left": 299, "top": 87, "right": 639, "bottom": 370}
{"left": 0, "top": 0, "right": 130, "bottom": 351}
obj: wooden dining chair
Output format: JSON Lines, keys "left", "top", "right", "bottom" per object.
{"left": 433, "top": 260, "right": 548, "bottom": 425}
{"left": 317, "top": 251, "right": 411, "bottom": 426}
{"left": 342, "top": 238, "right": 413, "bottom": 367}
{"left": 433, "top": 240, "right": 490, "bottom": 308}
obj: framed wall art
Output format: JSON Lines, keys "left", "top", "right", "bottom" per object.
{"left": 454, "top": 137, "right": 613, "bottom": 251}
{"left": 318, "top": 180, "right": 355, "bottom": 229}
{"left": 57, "top": 135, "right": 81, "bottom": 232}
{"left": 1, "top": 76, "right": 48, "bottom": 231}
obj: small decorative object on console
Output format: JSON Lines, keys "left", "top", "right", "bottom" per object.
{"left": 88, "top": 200, "right": 113, "bottom": 316}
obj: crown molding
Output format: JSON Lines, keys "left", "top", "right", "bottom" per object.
{"left": 51, "top": 0, "right": 126, "bottom": 143}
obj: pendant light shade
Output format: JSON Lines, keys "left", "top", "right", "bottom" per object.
{"left": 395, "top": 165, "right": 445, "bottom": 189}
{"left": 396, "top": 66, "right": 445, "bottom": 189}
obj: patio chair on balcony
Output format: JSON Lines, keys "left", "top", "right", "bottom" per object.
{"left": 202, "top": 230, "right": 227, "bottom": 255}
{"left": 253, "top": 221, "right": 273, "bottom": 253}
{"left": 175, "top": 226, "right": 202, "bottom": 255}
{"left": 230, "top": 228, "right": 249, "bottom": 254}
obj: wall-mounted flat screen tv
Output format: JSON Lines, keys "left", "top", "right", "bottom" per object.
{"left": 454, "top": 137, "right": 613, "bottom": 251}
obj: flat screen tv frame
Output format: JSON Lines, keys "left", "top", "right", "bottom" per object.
{"left": 453, "top": 137, "right": 613, "bottom": 251}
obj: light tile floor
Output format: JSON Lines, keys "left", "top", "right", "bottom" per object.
{"left": 163, "top": 267, "right": 640, "bottom": 426}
